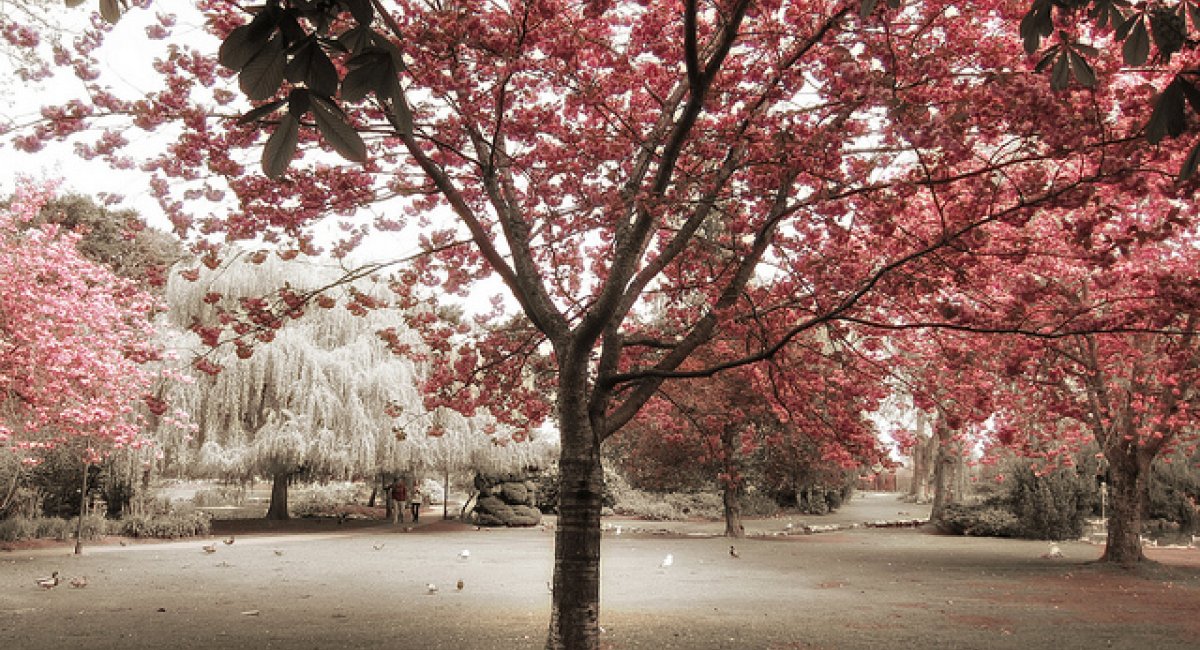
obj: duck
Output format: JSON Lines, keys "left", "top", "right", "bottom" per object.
{"left": 202, "top": 543, "right": 217, "bottom": 554}
{"left": 372, "top": 543, "right": 386, "bottom": 551}
{"left": 729, "top": 545, "right": 740, "bottom": 559}
{"left": 36, "top": 571, "right": 60, "bottom": 589}
{"left": 659, "top": 553, "right": 674, "bottom": 568}
{"left": 223, "top": 536, "right": 235, "bottom": 545}
{"left": 69, "top": 576, "right": 88, "bottom": 589}
{"left": 458, "top": 549, "right": 470, "bottom": 560}
{"left": 426, "top": 583, "right": 438, "bottom": 595}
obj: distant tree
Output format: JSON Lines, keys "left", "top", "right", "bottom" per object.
{"left": 0, "top": 182, "right": 160, "bottom": 551}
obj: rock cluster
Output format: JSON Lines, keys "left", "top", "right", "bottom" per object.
{"left": 471, "top": 474, "right": 542, "bottom": 527}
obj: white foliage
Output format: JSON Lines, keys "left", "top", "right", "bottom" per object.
{"left": 151, "top": 248, "right": 545, "bottom": 482}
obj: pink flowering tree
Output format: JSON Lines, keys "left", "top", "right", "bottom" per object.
{"left": 8, "top": 1, "right": 1200, "bottom": 647}
{"left": 0, "top": 181, "right": 161, "bottom": 552}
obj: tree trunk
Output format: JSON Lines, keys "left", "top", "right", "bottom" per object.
{"left": 545, "top": 389, "right": 603, "bottom": 650}
{"left": 1100, "top": 448, "right": 1151, "bottom": 564}
{"left": 929, "top": 420, "right": 957, "bottom": 522}
{"left": 721, "top": 430, "right": 744, "bottom": 538}
{"left": 722, "top": 481, "right": 744, "bottom": 538}
{"left": 908, "top": 412, "right": 935, "bottom": 503}
{"left": 266, "top": 470, "right": 291, "bottom": 521}
{"left": 443, "top": 468, "right": 450, "bottom": 520}
{"left": 74, "top": 459, "right": 89, "bottom": 555}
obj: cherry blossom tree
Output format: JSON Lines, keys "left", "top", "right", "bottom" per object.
{"left": 11, "top": 1, "right": 1200, "bottom": 646}
{"left": 0, "top": 181, "right": 160, "bottom": 551}
{"left": 616, "top": 330, "right": 886, "bottom": 536}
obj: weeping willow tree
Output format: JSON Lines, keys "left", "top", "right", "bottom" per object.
{"left": 153, "top": 250, "right": 552, "bottom": 519}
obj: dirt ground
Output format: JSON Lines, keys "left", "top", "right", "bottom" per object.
{"left": 2, "top": 493, "right": 1199, "bottom": 649}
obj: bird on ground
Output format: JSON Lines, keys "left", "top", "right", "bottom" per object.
{"left": 1040, "top": 544, "right": 1063, "bottom": 559}
{"left": 202, "top": 543, "right": 217, "bottom": 554}
{"left": 426, "top": 583, "right": 438, "bottom": 595}
{"left": 69, "top": 576, "right": 88, "bottom": 589}
{"left": 659, "top": 554, "right": 674, "bottom": 569}
{"left": 458, "top": 549, "right": 470, "bottom": 560}
{"left": 729, "top": 545, "right": 740, "bottom": 559}
{"left": 223, "top": 536, "right": 235, "bottom": 545}
{"left": 456, "top": 579, "right": 464, "bottom": 591}
{"left": 36, "top": 572, "right": 60, "bottom": 589}
{"left": 273, "top": 549, "right": 284, "bottom": 556}
{"left": 372, "top": 543, "right": 386, "bottom": 551}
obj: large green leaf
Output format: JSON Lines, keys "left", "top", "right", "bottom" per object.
{"left": 262, "top": 114, "right": 299, "bottom": 179}
{"left": 220, "top": 25, "right": 262, "bottom": 71}
{"left": 1146, "top": 81, "right": 1186, "bottom": 145}
{"left": 236, "top": 98, "right": 286, "bottom": 125}
{"left": 1179, "top": 139, "right": 1200, "bottom": 181}
{"left": 1050, "top": 52, "right": 1071, "bottom": 92}
{"left": 343, "top": 0, "right": 375, "bottom": 24}
{"left": 240, "top": 34, "right": 287, "bottom": 101}
{"left": 311, "top": 95, "right": 367, "bottom": 162}
{"left": 1020, "top": 2, "right": 1053, "bottom": 54}
{"left": 1122, "top": 19, "right": 1150, "bottom": 66}
{"left": 98, "top": 0, "right": 120, "bottom": 23}
{"left": 341, "top": 51, "right": 390, "bottom": 103}
{"left": 1068, "top": 50, "right": 1096, "bottom": 88}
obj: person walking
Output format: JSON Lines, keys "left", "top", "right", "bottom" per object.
{"left": 409, "top": 483, "right": 422, "bottom": 524}
{"left": 390, "top": 479, "right": 408, "bottom": 525}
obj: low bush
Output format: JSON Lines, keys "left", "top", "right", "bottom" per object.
{"left": 116, "top": 509, "right": 211, "bottom": 538}
{"left": 937, "top": 504, "right": 1021, "bottom": 538}
{"left": 191, "top": 484, "right": 248, "bottom": 508}
{"left": 291, "top": 481, "right": 372, "bottom": 518}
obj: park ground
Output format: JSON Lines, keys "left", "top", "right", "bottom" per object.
{"left": 2, "top": 492, "right": 1199, "bottom": 649}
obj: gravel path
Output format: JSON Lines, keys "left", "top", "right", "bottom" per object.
{"left": 2, "top": 493, "right": 1198, "bottom": 649}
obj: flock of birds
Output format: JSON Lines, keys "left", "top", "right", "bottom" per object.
{"left": 33, "top": 524, "right": 758, "bottom": 596}
{"left": 34, "top": 571, "right": 87, "bottom": 590}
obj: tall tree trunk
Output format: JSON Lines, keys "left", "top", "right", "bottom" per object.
{"left": 74, "top": 459, "right": 89, "bottom": 555}
{"left": 721, "top": 430, "right": 744, "bottom": 538}
{"left": 1101, "top": 447, "right": 1151, "bottom": 564}
{"left": 443, "top": 468, "right": 450, "bottom": 520}
{"left": 929, "top": 419, "right": 957, "bottom": 522}
{"left": 546, "top": 383, "right": 603, "bottom": 650}
{"left": 722, "top": 481, "right": 744, "bottom": 538}
{"left": 266, "top": 470, "right": 291, "bottom": 521}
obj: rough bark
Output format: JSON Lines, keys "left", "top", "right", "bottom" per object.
{"left": 929, "top": 419, "right": 959, "bottom": 522}
{"left": 722, "top": 482, "right": 744, "bottom": 538}
{"left": 545, "top": 443, "right": 603, "bottom": 649}
{"left": 74, "top": 460, "right": 88, "bottom": 555}
{"left": 721, "top": 430, "right": 744, "bottom": 538}
{"left": 1100, "top": 448, "right": 1151, "bottom": 564}
{"left": 546, "top": 371, "right": 603, "bottom": 650}
{"left": 266, "top": 470, "right": 291, "bottom": 521}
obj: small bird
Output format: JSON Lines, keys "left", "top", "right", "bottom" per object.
{"left": 273, "top": 549, "right": 284, "bottom": 556}
{"left": 69, "top": 576, "right": 88, "bottom": 589}
{"left": 458, "top": 549, "right": 470, "bottom": 560}
{"left": 118, "top": 540, "right": 128, "bottom": 547}
{"left": 456, "top": 579, "right": 464, "bottom": 591}
{"left": 373, "top": 543, "right": 386, "bottom": 551}
{"left": 202, "top": 543, "right": 217, "bottom": 554}
{"left": 659, "top": 553, "right": 674, "bottom": 569}
{"left": 1040, "top": 544, "right": 1063, "bottom": 559}
{"left": 223, "top": 536, "right": 235, "bottom": 545}
{"left": 426, "top": 583, "right": 438, "bottom": 595}
{"left": 729, "top": 545, "right": 740, "bottom": 559}
{"left": 36, "top": 571, "right": 60, "bottom": 589}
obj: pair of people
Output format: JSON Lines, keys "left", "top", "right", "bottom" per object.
{"left": 390, "top": 479, "right": 423, "bottom": 524}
